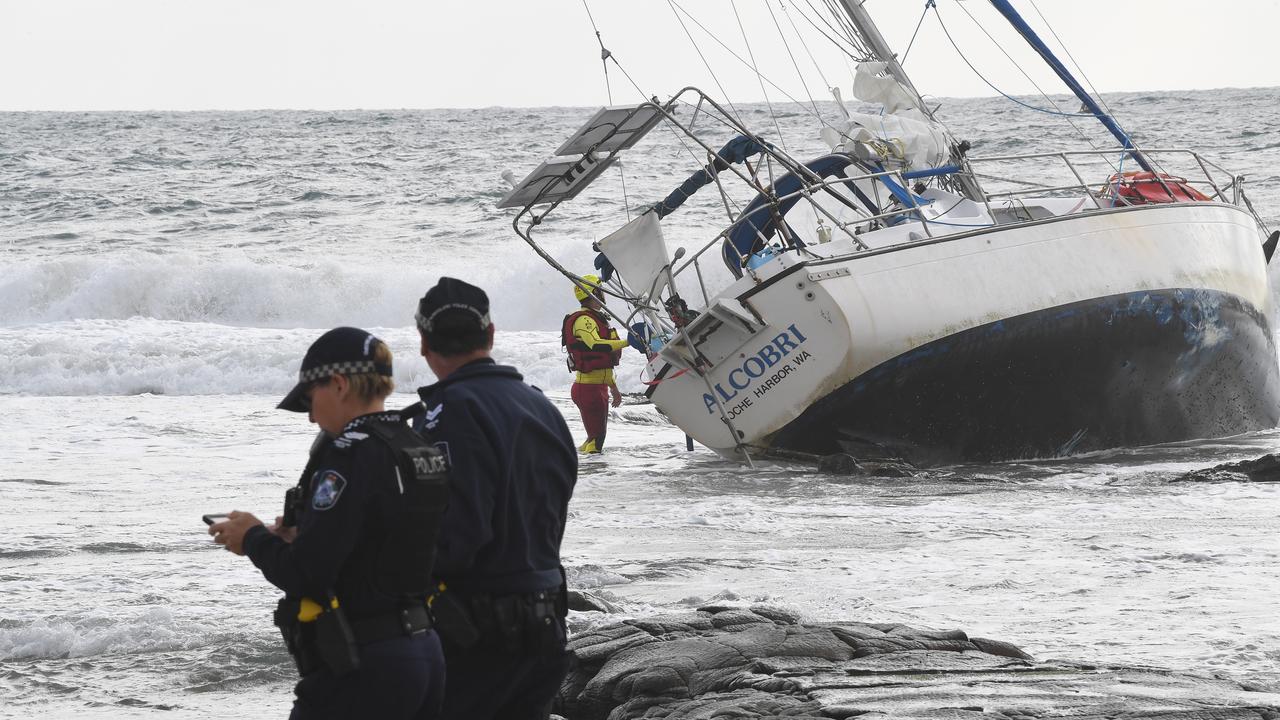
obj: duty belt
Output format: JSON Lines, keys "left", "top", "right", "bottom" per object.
{"left": 349, "top": 605, "right": 433, "bottom": 645}
{"left": 275, "top": 599, "right": 434, "bottom": 678}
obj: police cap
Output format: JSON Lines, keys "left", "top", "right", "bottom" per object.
{"left": 278, "top": 327, "right": 392, "bottom": 412}
{"left": 415, "top": 277, "right": 491, "bottom": 335}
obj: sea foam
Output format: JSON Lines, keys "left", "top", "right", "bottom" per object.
{"left": 0, "top": 607, "right": 206, "bottom": 661}
{"left": 0, "top": 241, "right": 599, "bottom": 333}
{"left": 0, "top": 319, "right": 648, "bottom": 396}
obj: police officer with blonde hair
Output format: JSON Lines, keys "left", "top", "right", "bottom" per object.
{"left": 210, "top": 327, "right": 449, "bottom": 720}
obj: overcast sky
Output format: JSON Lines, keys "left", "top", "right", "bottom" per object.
{"left": 3, "top": 0, "right": 1278, "bottom": 112}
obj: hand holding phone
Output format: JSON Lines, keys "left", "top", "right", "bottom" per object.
{"left": 206, "top": 511, "right": 264, "bottom": 556}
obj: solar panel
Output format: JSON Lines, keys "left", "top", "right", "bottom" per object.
{"left": 496, "top": 153, "right": 617, "bottom": 209}
{"left": 554, "top": 104, "right": 665, "bottom": 157}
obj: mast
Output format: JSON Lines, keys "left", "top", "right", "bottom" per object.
{"left": 986, "top": 0, "right": 1154, "bottom": 173}
{"left": 836, "top": 0, "right": 984, "bottom": 199}
{"left": 835, "top": 0, "right": 933, "bottom": 119}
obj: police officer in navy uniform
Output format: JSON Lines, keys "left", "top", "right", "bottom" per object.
{"left": 411, "top": 277, "right": 577, "bottom": 720}
{"left": 210, "top": 327, "right": 450, "bottom": 720}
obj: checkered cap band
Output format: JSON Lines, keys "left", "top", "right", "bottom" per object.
{"left": 416, "top": 303, "right": 490, "bottom": 332}
{"left": 298, "top": 360, "right": 390, "bottom": 383}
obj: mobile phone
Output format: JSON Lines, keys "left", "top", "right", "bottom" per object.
{"left": 202, "top": 513, "right": 230, "bottom": 526}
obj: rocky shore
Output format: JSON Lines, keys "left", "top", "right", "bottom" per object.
{"left": 554, "top": 603, "right": 1280, "bottom": 719}
{"left": 1174, "top": 453, "right": 1280, "bottom": 483}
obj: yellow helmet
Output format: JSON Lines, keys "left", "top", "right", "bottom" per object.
{"left": 573, "top": 274, "right": 602, "bottom": 303}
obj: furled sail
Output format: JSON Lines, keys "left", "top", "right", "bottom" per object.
{"left": 820, "top": 62, "right": 950, "bottom": 172}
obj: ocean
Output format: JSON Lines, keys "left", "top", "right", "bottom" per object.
{"left": 2, "top": 87, "right": 1279, "bottom": 717}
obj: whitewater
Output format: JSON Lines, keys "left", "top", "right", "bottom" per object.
{"left": 2, "top": 89, "right": 1279, "bottom": 717}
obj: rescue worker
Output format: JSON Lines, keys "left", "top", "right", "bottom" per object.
{"left": 562, "top": 273, "right": 628, "bottom": 453}
{"left": 210, "top": 327, "right": 450, "bottom": 720}
{"left": 411, "top": 277, "right": 577, "bottom": 720}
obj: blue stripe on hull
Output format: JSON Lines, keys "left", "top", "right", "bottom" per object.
{"left": 769, "top": 289, "right": 1280, "bottom": 465}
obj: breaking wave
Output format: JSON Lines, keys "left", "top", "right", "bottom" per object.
{"left": 0, "top": 607, "right": 215, "bottom": 661}
{"left": 0, "top": 320, "right": 646, "bottom": 396}
{"left": 0, "top": 244, "right": 594, "bottom": 333}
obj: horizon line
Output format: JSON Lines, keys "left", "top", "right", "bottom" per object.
{"left": 1, "top": 84, "right": 1275, "bottom": 114}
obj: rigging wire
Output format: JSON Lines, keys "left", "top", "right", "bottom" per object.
{"left": 901, "top": 0, "right": 935, "bottom": 65}
{"left": 790, "top": 0, "right": 952, "bottom": 156}
{"left": 731, "top": 1, "right": 791, "bottom": 154}
{"left": 1024, "top": 0, "right": 1162, "bottom": 175}
{"left": 576, "top": 0, "right": 765, "bottom": 241}
{"left": 794, "top": 0, "right": 869, "bottom": 59}
{"left": 667, "top": 0, "right": 747, "bottom": 125}
{"left": 820, "top": 0, "right": 868, "bottom": 54}
{"left": 820, "top": 0, "right": 855, "bottom": 43}
{"left": 781, "top": 0, "right": 867, "bottom": 90}
{"left": 579, "top": 0, "right": 610, "bottom": 99}
{"left": 580, "top": 0, "right": 793, "bottom": 224}
{"left": 580, "top": 0, "right": 632, "bottom": 219}
{"left": 1028, "top": 0, "right": 1114, "bottom": 117}
{"left": 778, "top": 1, "right": 832, "bottom": 92}
{"left": 943, "top": 1, "right": 1124, "bottom": 174}
{"left": 579, "top": 22, "right": 741, "bottom": 207}
{"left": 950, "top": 1, "right": 1092, "bottom": 119}
{"left": 668, "top": 0, "right": 833, "bottom": 126}
{"left": 768, "top": 0, "right": 827, "bottom": 123}
{"left": 932, "top": 4, "right": 1092, "bottom": 119}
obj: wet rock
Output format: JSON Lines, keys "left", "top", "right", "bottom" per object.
{"left": 858, "top": 459, "right": 919, "bottom": 478}
{"left": 567, "top": 589, "right": 621, "bottom": 613}
{"left": 555, "top": 607, "right": 1280, "bottom": 719}
{"left": 818, "top": 453, "right": 863, "bottom": 474}
{"left": 745, "top": 604, "right": 801, "bottom": 625}
{"left": 1175, "top": 453, "right": 1280, "bottom": 483}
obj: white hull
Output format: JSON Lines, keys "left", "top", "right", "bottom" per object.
{"left": 648, "top": 202, "right": 1278, "bottom": 461}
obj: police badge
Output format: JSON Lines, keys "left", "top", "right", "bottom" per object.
{"left": 311, "top": 470, "right": 347, "bottom": 510}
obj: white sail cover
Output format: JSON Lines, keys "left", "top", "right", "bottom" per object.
{"left": 852, "top": 61, "right": 919, "bottom": 114}
{"left": 597, "top": 211, "right": 671, "bottom": 302}
{"left": 819, "top": 62, "right": 949, "bottom": 171}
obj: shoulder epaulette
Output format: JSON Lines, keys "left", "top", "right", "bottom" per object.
{"left": 423, "top": 402, "right": 444, "bottom": 431}
{"left": 333, "top": 430, "right": 370, "bottom": 450}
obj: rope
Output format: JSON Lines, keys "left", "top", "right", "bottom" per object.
{"left": 973, "top": 171, "right": 1058, "bottom": 189}
{"left": 931, "top": 4, "right": 1101, "bottom": 126}
{"left": 943, "top": 2, "right": 1141, "bottom": 177}
{"left": 1240, "top": 187, "right": 1272, "bottom": 235}
{"left": 643, "top": 366, "right": 691, "bottom": 386}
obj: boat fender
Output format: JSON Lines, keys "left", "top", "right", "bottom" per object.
{"left": 1264, "top": 230, "right": 1279, "bottom": 264}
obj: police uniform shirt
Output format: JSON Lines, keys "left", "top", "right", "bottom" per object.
{"left": 244, "top": 412, "right": 428, "bottom": 616}
{"left": 414, "top": 358, "right": 577, "bottom": 593}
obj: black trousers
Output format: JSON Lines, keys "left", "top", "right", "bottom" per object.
{"left": 290, "top": 630, "right": 446, "bottom": 720}
{"left": 439, "top": 642, "right": 571, "bottom": 720}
